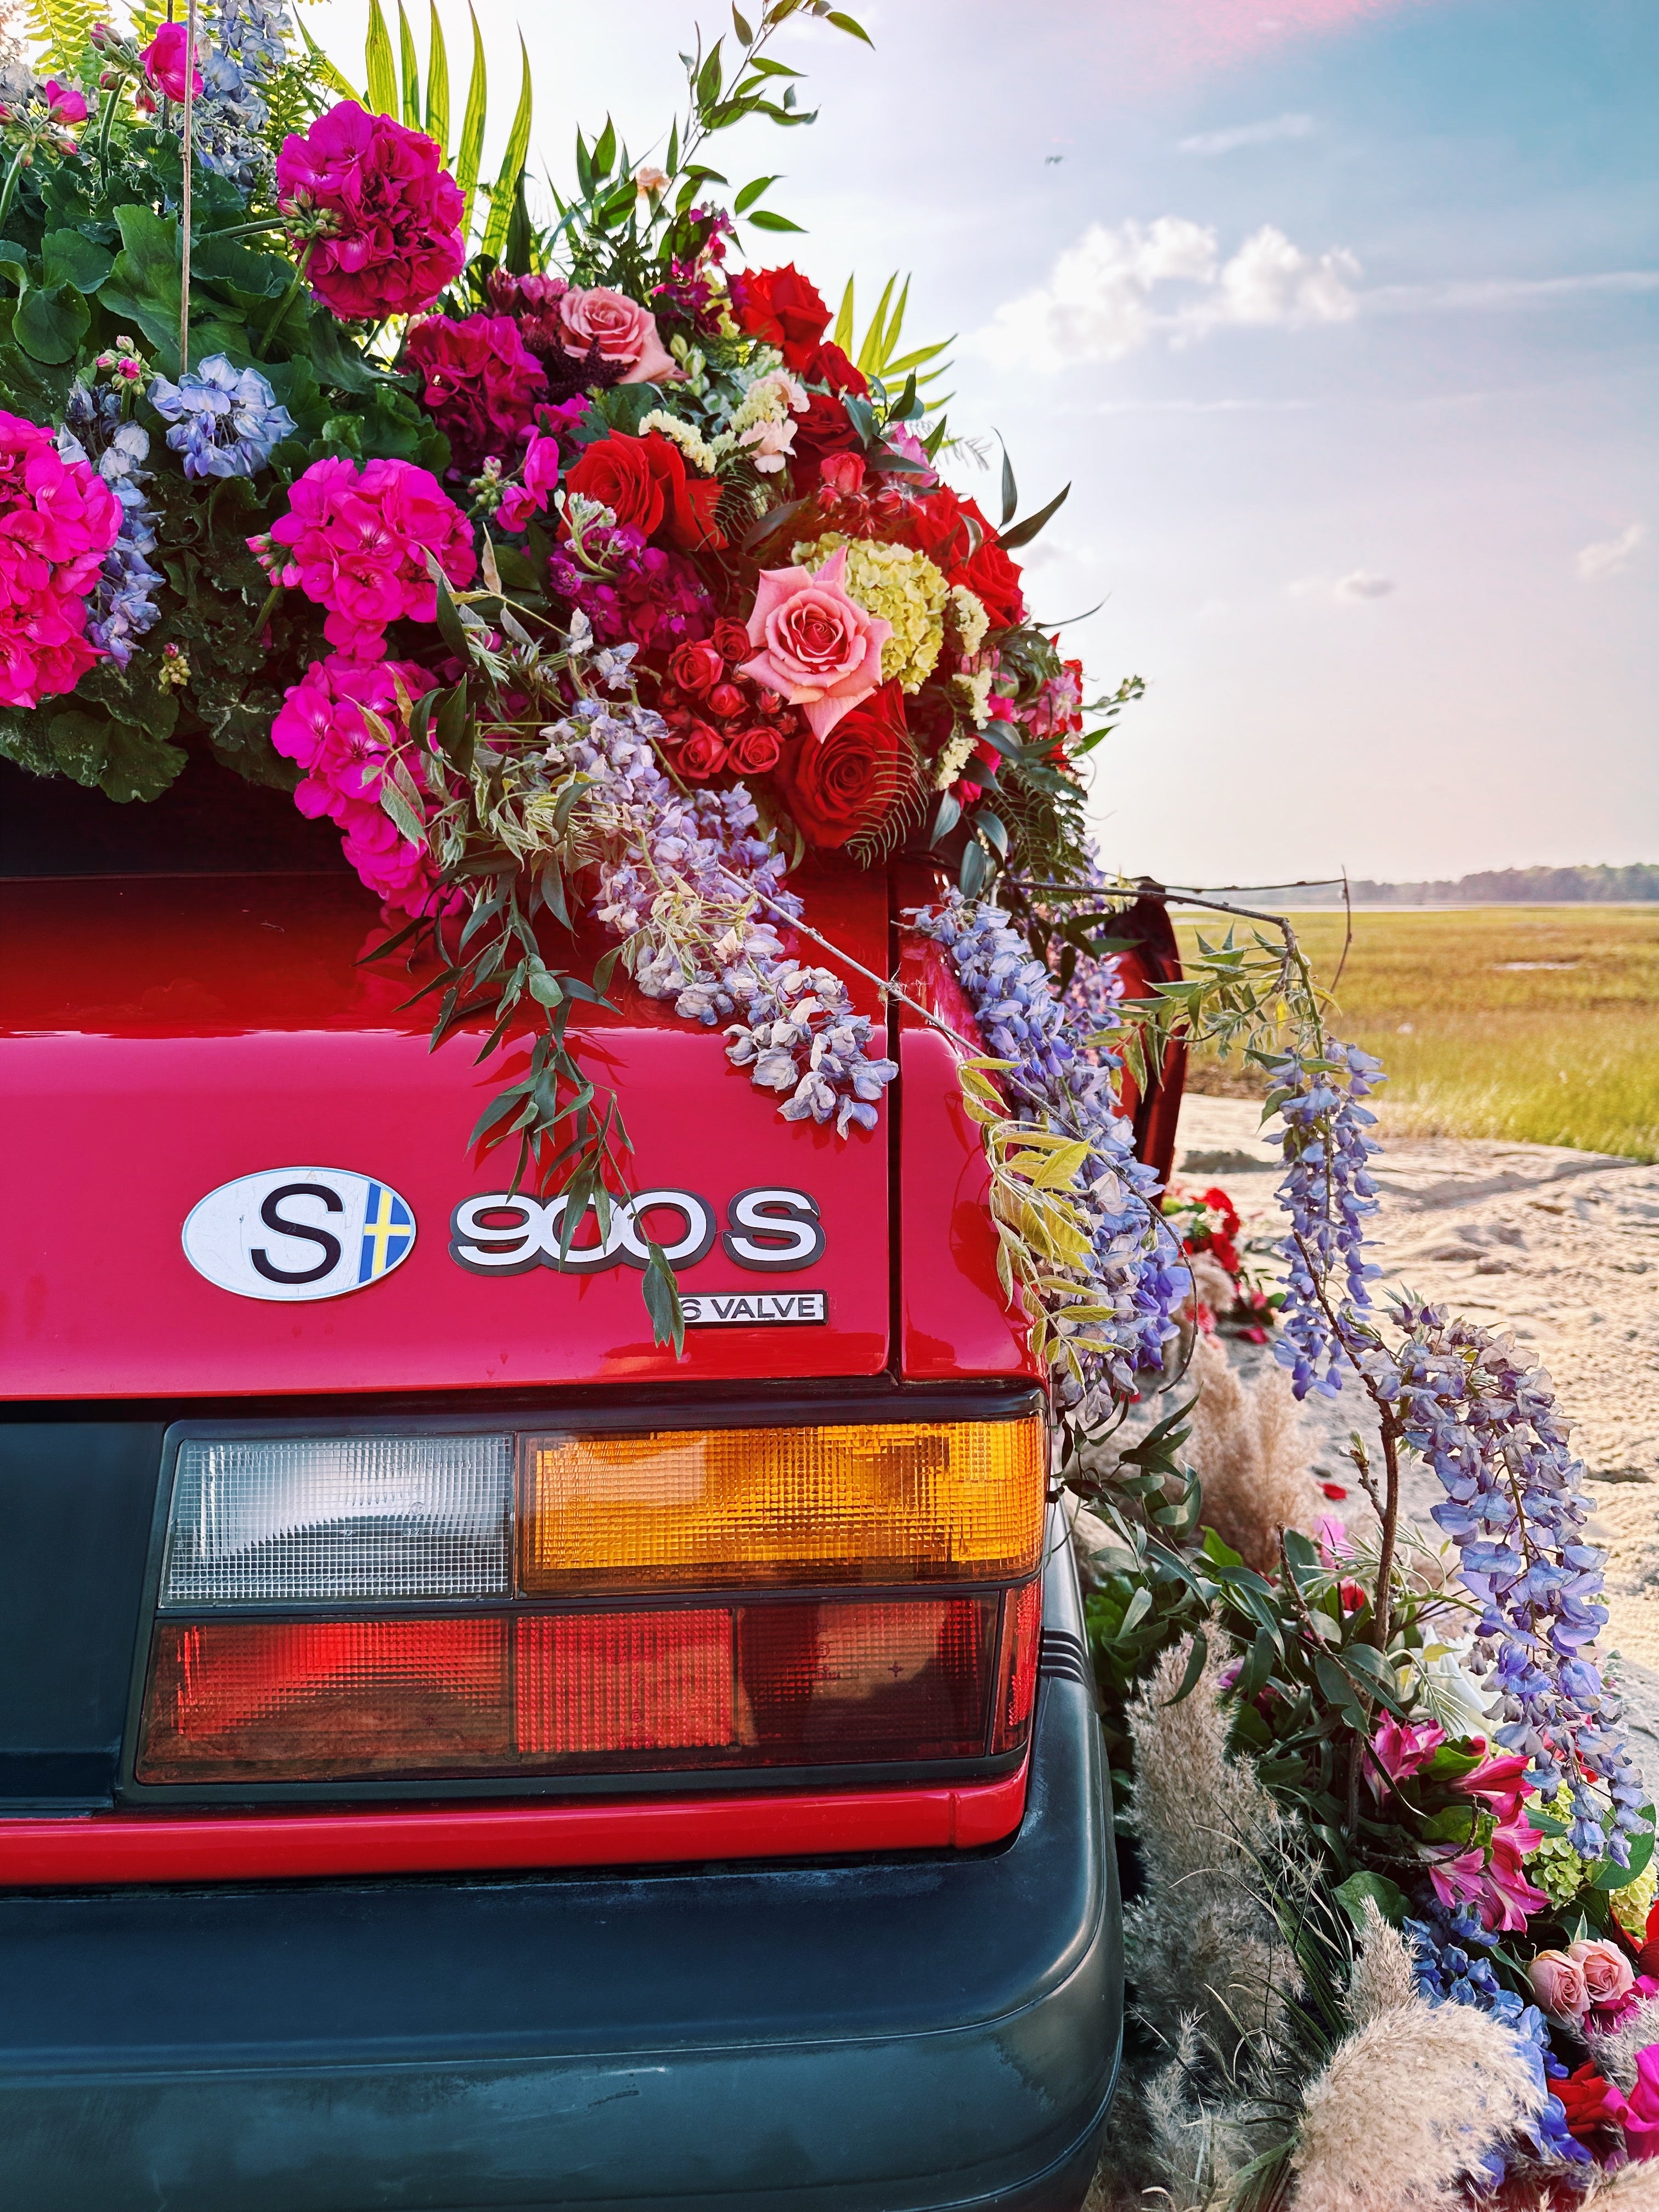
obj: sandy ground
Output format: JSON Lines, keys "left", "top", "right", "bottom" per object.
{"left": 1173, "top": 1093, "right": 1659, "bottom": 1750}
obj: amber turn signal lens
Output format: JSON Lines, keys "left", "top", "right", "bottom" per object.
{"left": 520, "top": 1417, "right": 1045, "bottom": 1594}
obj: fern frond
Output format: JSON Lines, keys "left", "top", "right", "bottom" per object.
{"left": 25, "top": 0, "right": 100, "bottom": 78}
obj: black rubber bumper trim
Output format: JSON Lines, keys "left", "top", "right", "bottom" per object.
{"left": 0, "top": 1516, "right": 1122, "bottom": 2212}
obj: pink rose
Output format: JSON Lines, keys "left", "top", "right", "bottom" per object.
{"left": 140, "top": 23, "right": 202, "bottom": 101}
{"left": 739, "top": 544, "right": 891, "bottom": 742}
{"left": 1570, "top": 1939, "right": 1636, "bottom": 2010}
{"left": 556, "top": 286, "right": 679, "bottom": 385}
{"left": 43, "top": 78, "right": 88, "bottom": 123}
{"left": 1528, "top": 1950, "right": 1590, "bottom": 2022}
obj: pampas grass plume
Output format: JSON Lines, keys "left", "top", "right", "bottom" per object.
{"left": 1344, "top": 1899, "right": 1415, "bottom": 2028}
{"left": 1291, "top": 1995, "right": 1543, "bottom": 2211}
{"left": 1184, "top": 1331, "right": 1317, "bottom": 1572}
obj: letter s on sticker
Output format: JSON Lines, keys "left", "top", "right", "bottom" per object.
{"left": 449, "top": 1193, "right": 548, "bottom": 1276}
{"left": 721, "top": 1187, "right": 825, "bottom": 1273}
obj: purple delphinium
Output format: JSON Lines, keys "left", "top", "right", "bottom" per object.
{"left": 911, "top": 899, "right": 1184, "bottom": 1404}
{"left": 1262, "top": 1040, "right": 1385, "bottom": 1398}
{"left": 1265, "top": 1036, "right": 1641, "bottom": 1864}
{"left": 145, "top": 355, "right": 295, "bottom": 481}
{"left": 59, "top": 381, "right": 163, "bottom": 668}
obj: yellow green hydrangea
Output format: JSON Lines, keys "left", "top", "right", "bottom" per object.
{"left": 1523, "top": 1784, "right": 1658, "bottom": 1936}
{"left": 794, "top": 534, "right": 949, "bottom": 693}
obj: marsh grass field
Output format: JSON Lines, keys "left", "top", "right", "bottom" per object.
{"left": 1176, "top": 904, "right": 1659, "bottom": 1162}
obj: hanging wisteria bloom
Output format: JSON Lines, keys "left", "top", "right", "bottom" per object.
{"left": 911, "top": 897, "right": 1184, "bottom": 1404}
{"left": 145, "top": 355, "right": 295, "bottom": 481}
{"left": 1263, "top": 1038, "right": 1385, "bottom": 1397}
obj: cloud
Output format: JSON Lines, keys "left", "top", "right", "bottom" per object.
{"left": 1179, "top": 112, "right": 1316, "bottom": 155}
{"left": 1576, "top": 522, "right": 1648, "bottom": 583}
{"left": 1290, "top": 571, "right": 1396, "bottom": 603}
{"left": 975, "top": 218, "right": 1360, "bottom": 369}
{"left": 1364, "top": 270, "right": 1659, "bottom": 314}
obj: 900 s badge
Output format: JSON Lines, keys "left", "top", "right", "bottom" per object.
{"left": 183, "top": 1168, "right": 417, "bottom": 1302}
{"left": 449, "top": 1186, "right": 824, "bottom": 1277}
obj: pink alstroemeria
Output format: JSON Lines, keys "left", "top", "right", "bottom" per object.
{"left": 1367, "top": 1714, "right": 1446, "bottom": 1799}
{"left": 1459, "top": 1750, "right": 1532, "bottom": 1827}
{"left": 1430, "top": 1815, "right": 1550, "bottom": 1933}
{"left": 1313, "top": 1514, "right": 1352, "bottom": 1566}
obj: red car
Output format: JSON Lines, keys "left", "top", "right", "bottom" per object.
{"left": 0, "top": 758, "right": 1181, "bottom": 2211}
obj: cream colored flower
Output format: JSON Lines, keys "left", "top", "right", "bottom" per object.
{"left": 634, "top": 165, "right": 669, "bottom": 197}
{"left": 946, "top": 584, "right": 989, "bottom": 657}
{"left": 950, "top": 667, "right": 994, "bottom": 728}
{"left": 933, "top": 726, "right": 978, "bottom": 789}
{"left": 638, "top": 409, "right": 719, "bottom": 474}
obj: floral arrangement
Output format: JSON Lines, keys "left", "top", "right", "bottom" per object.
{"left": 2, "top": 7, "right": 1654, "bottom": 2198}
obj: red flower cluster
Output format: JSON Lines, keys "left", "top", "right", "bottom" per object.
{"left": 404, "top": 313, "right": 548, "bottom": 473}
{"left": 727, "top": 264, "right": 831, "bottom": 369}
{"left": 563, "top": 430, "right": 724, "bottom": 552}
{"left": 656, "top": 622, "right": 805, "bottom": 781}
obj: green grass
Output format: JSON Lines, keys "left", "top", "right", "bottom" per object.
{"left": 1176, "top": 905, "right": 1659, "bottom": 1163}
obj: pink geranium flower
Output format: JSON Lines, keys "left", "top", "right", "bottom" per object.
{"left": 140, "top": 23, "right": 202, "bottom": 100}
{"left": 275, "top": 100, "right": 464, "bottom": 321}
{"left": 740, "top": 544, "right": 890, "bottom": 741}
{"left": 43, "top": 78, "right": 88, "bottom": 123}
{"left": 405, "top": 313, "right": 547, "bottom": 472}
{"left": 271, "top": 653, "right": 449, "bottom": 916}
{"left": 256, "top": 455, "right": 476, "bottom": 657}
{"left": 0, "top": 409, "right": 121, "bottom": 708}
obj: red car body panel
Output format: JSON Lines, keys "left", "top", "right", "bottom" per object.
{"left": 0, "top": 864, "right": 1032, "bottom": 1401}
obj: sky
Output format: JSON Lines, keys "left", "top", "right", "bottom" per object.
{"left": 310, "top": 0, "right": 1659, "bottom": 887}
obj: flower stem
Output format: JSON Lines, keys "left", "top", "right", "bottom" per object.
{"left": 256, "top": 244, "right": 312, "bottom": 360}
{"left": 0, "top": 142, "right": 30, "bottom": 239}
{"left": 95, "top": 82, "right": 124, "bottom": 172}
{"left": 202, "top": 217, "right": 286, "bottom": 242}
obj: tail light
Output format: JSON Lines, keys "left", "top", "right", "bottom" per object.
{"left": 134, "top": 1416, "right": 1045, "bottom": 1794}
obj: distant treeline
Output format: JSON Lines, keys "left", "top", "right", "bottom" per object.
{"left": 1268, "top": 864, "right": 1659, "bottom": 907}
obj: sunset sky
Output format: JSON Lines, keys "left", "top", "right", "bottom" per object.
{"left": 316, "top": 0, "right": 1659, "bottom": 886}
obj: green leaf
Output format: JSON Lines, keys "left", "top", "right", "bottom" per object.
{"left": 424, "top": 0, "right": 450, "bottom": 155}
{"left": 455, "top": 2, "right": 488, "bottom": 239}
{"left": 591, "top": 114, "right": 616, "bottom": 181}
{"left": 1164, "top": 1629, "right": 1209, "bottom": 1706}
{"left": 41, "top": 228, "right": 113, "bottom": 292}
{"left": 733, "top": 174, "right": 778, "bottom": 214}
{"left": 973, "top": 808, "right": 1008, "bottom": 859}
{"left": 479, "top": 35, "right": 533, "bottom": 262}
{"left": 364, "top": 0, "right": 399, "bottom": 117}
{"left": 396, "top": 0, "right": 421, "bottom": 128}
{"left": 1334, "top": 1870, "right": 1408, "bottom": 1932}
{"left": 732, "top": 3, "right": 753, "bottom": 38}
{"left": 1000, "top": 481, "right": 1070, "bottom": 552}
{"left": 1420, "top": 1804, "right": 1478, "bottom": 1846}
{"left": 1118, "top": 1584, "right": 1153, "bottom": 1636}
{"left": 27, "top": 704, "right": 186, "bottom": 803}
{"left": 1592, "top": 1823, "right": 1656, "bottom": 1890}
{"left": 696, "top": 38, "right": 724, "bottom": 114}
{"left": 14, "top": 282, "right": 88, "bottom": 364}
{"left": 643, "top": 1239, "right": 687, "bottom": 1356}
{"left": 826, "top": 9, "right": 874, "bottom": 42}
{"left": 746, "top": 207, "right": 806, "bottom": 234}
{"left": 97, "top": 204, "right": 182, "bottom": 366}
{"left": 930, "top": 789, "right": 961, "bottom": 844}
{"left": 999, "top": 440, "right": 1017, "bottom": 528}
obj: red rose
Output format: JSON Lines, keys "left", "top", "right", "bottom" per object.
{"left": 819, "top": 452, "right": 866, "bottom": 498}
{"left": 706, "top": 680, "right": 746, "bottom": 720}
{"left": 563, "top": 432, "right": 724, "bottom": 552}
{"left": 667, "top": 639, "right": 724, "bottom": 694}
{"left": 895, "top": 485, "right": 970, "bottom": 572}
{"left": 678, "top": 725, "right": 727, "bottom": 780}
{"left": 789, "top": 390, "right": 866, "bottom": 493}
{"left": 950, "top": 496, "right": 1025, "bottom": 629}
{"left": 797, "top": 341, "right": 867, "bottom": 397}
{"left": 727, "top": 724, "right": 782, "bottom": 775}
{"left": 1556, "top": 2063, "right": 1628, "bottom": 2147}
{"left": 772, "top": 679, "right": 910, "bottom": 850}
{"left": 712, "top": 618, "right": 752, "bottom": 664}
{"left": 563, "top": 433, "right": 664, "bottom": 536}
{"left": 727, "top": 264, "right": 830, "bottom": 369}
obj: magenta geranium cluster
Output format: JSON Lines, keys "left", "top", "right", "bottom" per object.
{"left": 270, "top": 652, "right": 448, "bottom": 915}
{"left": 545, "top": 523, "right": 713, "bottom": 654}
{"left": 253, "top": 455, "right": 476, "bottom": 657}
{"left": 404, "top": 314, "right": 548, "bottom": 473}
{"left": 275, "top": 100, "right": 465, "bottom": 321}
{"left": 0, "top": 410, "right": 122, "bottom": 709}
